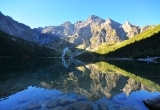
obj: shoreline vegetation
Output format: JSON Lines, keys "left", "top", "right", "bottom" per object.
{"left": 76, "top": 25, "right": 160, "bottom": 60}
{"left": 95, "top": 25, "right": 160, "bottom": 55}
{"left": 0, "top": 25, "right": 160, "bottom": 59}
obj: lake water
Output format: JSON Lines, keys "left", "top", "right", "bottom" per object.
{"left": 0, "top": 58, "right": 160, "bottom": 110}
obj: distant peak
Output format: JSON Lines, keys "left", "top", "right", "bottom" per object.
{"left": 105, "top": 18, "right": 113, "bottom": 23}
{"left": 103, "top": 18, "right": 121, "bottom": 27}
{"left": 61, "top": 21, "right": 72, "bottom": 26}
{"left": 86, "top": 15, "right": 105, "bottom": 25}
{"left": 75, "top": 21, "right": 83, "bottom": 24}
{"left": 63, "top": 21, "right": 72, "bottom": 24}
{"left": 105, "top": 18, "right": 117, "bottom": 24}
{"left": 90, "top": 15, "right": 99, "bottom": 18}
{"left": 124, "top": 20, "right": 131, "bottom": 25}
{"left": 87, "top": 15, "right": 101, "bottom": 21}
{"left": 0, "top": 11, "right": 4, "bottom": 16}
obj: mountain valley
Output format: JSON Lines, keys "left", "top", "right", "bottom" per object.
{"left": 0, "top": 11, "right": 159, "bottom": 58}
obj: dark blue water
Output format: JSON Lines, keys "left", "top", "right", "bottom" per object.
{"left": 0, "top": 58, "right": 160, "bottom": 110}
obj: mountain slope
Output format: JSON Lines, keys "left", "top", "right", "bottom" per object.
{"left": 95, "top": 61, "right": 160, "bottom": 91}
{"left": 0, "top": 12, "right": 152, "bottom": 49}
{"left": 0, "top": 12, "right": 35, "bottom": 41}
{"left": 40, "top": 16, "right": 152, "bottom": 50}
{"left": 0, "top": 30, "right": 58, "bottom": 58}
{"left": 0, "top": 12, "right": 59, "bottom": 44}
{"left": 95, "top": 25, "right": 160, "bottom": 58}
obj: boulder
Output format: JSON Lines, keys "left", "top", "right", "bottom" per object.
{"left": 98, "top": 103, "right": 109, "bottom": 110}
{"left": 53, "top": 106, "right": 70, "bottom": 110}
{"left": 143, "top": 95, "right": 160, "bottom": 110}
{"left": 14, "top": 107, "right": 23, "bottom": 110}
{"left": 72, "top": 101, "right": 93, "bottom": 110}
{"left": 45, "top": 95, "right": 52, "bottom": 100}
{"left": 118, "top": 106, "right": 134, "bottom": 110}
{"left": 69, "top": 98, "right": 77, "bottom": 103}
{"left": 26, "top": 102, "right": 41, "bottom": 110}
{"left": 59, "top": 99, "right": 70, "bottom": 106}
{"left": 77, "top": 95, "right": 88, "bottom": 101}
{"left": 46, "top": 99, "right": 59, "bottom": 108}
{"left": 17, "top": 97, "right": 29, "bottom": 103}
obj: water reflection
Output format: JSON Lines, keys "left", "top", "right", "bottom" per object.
{"left": 0, "top": 58, "right": 160, "bottom": 110}
{"left": 0, "top": 86, "right": 159, "bottom": 110}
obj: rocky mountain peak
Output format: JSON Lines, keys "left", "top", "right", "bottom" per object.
{"left": 122, "top": 20, "right": 132, "bottom": 29}
{"left": 105, "top": 18, "right": 113, "bottom": 24}
{"left": 86, "top": 15, "right": 105, "bottom": 25}
{"left": 0, "top": 12, "right": 33, "bottom": 41}
{"left": 0, "top": 11, "right": 5, "bottom": 18}
{"left": 122, "top": 20, "right": 141, "bottom": 38}
{"left": 88, "top": 15, "right": 100, "bottom": 20}
{"left": 61, "top": 21, "right": 73, "bottom": 27}
{"left": 0, "top": 12, "right": 143, "bottom": 46}
{"left": 103, "top": 18, "right": 121, "bottom": 27}
{"left": 124, "top": 20, "right": 131, "bottom": 26}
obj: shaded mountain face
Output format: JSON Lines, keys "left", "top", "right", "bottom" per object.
{"left": 0, "top": 12, "right": 153, "bottom": 50}
{"left": 0, "top": 30, "right": 58, "bottom": 57}
{"left": 0, "top": 12, "right": 33, "bottom": 41}
{"left": 0, "top": 12, "right": 59, "bottom": 44}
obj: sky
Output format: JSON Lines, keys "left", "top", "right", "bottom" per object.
{"left": 0, "top": 0, "right": 160, "bottom": 29}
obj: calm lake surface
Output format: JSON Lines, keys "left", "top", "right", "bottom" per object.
{"left": 0, "top": 58, "right": 160, "bottom": 110}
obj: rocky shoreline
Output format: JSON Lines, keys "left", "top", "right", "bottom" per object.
{"left": 13, "top": 94, "right": 141, "bottom": 110}
{"left": 143, "top": 95, "right": 160, "bottom": 110}
{"left": 0, "top": 86, "right": 159, "bottom": 110}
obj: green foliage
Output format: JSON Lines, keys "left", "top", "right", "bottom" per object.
{"left": 0, "top": 30, "right": 58, "bottom": 58}
{"left": 95, "top": 25, "right": 160, "bottom": 58}
{"left": 95, "top": 61, "right": 160, "bottom": 91}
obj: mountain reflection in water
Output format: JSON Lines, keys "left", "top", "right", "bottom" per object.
{"left": 0, "top": 58, "right": 160, "bottom": 110}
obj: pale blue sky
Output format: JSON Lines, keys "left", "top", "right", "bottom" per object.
{"left": 0, "top": 0, "right": 159, "bottom": 28}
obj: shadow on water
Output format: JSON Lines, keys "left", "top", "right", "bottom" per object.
{"left": 0, "top": 58, "right": 81, "bottom": 98}
{"left": 106, "top": 60, "right": 160, "bottom": 84}
{"left": 0, "top": 58, "right": 160, "bottom": 110}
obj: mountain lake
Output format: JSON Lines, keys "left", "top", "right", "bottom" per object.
{"left": 0, "top": 58, "right": 160, "bottom": 110}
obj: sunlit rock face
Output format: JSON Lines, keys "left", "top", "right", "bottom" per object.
{"left": 42, "top": 21, "right": 75, "bottom": 37}
{"left": 86, "top": 64, "right": 126, "bottom": 99}
{"left": 122, "top": 20, "right": 140, "bottom": 38}
{"left": 0, "top": 12, "right": 153, "bottom": 51}
{"left": 38, "top": 63, "right": 156, "bottom": 100}
{"left": 123, "top": 78, "right": 153, "bottom": 96}
{"left": 140, "top": 25, "right": 155, "bottom": 33}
